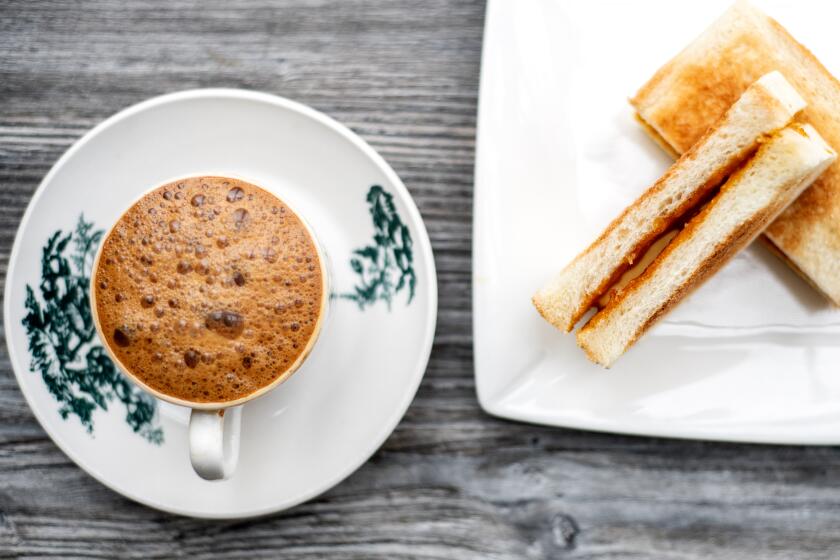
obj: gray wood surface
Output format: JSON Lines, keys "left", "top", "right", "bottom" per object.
{"left": 1, "top": 1, "right": 839, "bottom": 558}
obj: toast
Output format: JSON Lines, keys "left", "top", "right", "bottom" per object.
{"left": 533, "top": 71, "right": 804, "bottom": 332}
{"left": 631, "top": 0, "right": 840, "bottom": 305}
{"left": 577, "top": 124, "right": 836, "bottom": 367}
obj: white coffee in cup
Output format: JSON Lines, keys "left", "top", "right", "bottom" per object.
{"left": 92, "top": 176, "right": 326, "bottom": 407}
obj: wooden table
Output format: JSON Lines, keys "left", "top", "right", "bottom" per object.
{"left": 2, "top": 1, "right": 839, "bottom": 558}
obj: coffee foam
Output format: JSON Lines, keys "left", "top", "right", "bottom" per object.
{"left": 94, "top": 176, "right": 324, "bottom": 403}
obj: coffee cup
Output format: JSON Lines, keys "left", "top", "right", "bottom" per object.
{"left": 91, "top": 175, "right": 330, "bottom": 480}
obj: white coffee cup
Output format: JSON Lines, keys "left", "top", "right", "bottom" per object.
{"left": 90, "top": 176, "right": 331, "bottom": 480}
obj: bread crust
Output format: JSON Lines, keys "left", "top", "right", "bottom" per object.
{"left": 633, "top": 113, "right": 680, "bottom": 160}
{"left": 759, "top": 236, "right": 836, "bottom": 303}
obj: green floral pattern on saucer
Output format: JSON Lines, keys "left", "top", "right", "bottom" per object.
{"left": 342, "top": 185, "right": 416, "bottom": 310}
{"left": 21, "top": 216, "right": 163, "bottom": 444}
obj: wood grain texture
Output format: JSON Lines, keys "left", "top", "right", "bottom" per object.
{"left": 2, "top": 1, "right": 840, "bottom": 558}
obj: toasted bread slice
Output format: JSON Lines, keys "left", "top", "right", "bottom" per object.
{"left": 533, "top": 71, "right": 804, "bottom": 332}
{"left": 577, "top": 124, "right": 836, "bottom": 367}
{"left": 631, "top": 0, "right": 840, "bottom": 305}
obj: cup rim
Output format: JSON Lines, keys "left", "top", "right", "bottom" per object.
{"left": 89, "top": 173, "right": 332, "bottom": 410}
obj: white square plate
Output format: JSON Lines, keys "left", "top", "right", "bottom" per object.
{"left": 473, "top": 0, "right": 840, "bottom": 444}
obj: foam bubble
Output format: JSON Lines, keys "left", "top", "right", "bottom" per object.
{"left": 226, "top": 187, "right": 244, "bottom": 202}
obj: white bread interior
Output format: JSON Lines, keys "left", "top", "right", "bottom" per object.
{"left": 577, "top": 124, "right": 836, "bottom": 367}
{"left": 533, "top": 71, "right": 805, "bottom": 332}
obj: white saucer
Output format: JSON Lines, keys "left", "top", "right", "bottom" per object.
{"left": 4, "top": 90, "right": 437, "bottom": 518}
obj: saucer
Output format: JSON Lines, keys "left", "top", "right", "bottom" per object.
{"left": 4, "top": 90, "right": 437, "bottom": 518}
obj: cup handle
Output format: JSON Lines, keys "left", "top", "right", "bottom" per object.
{"left": 189, "top": 406, "right": 242, "bottom": 480}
